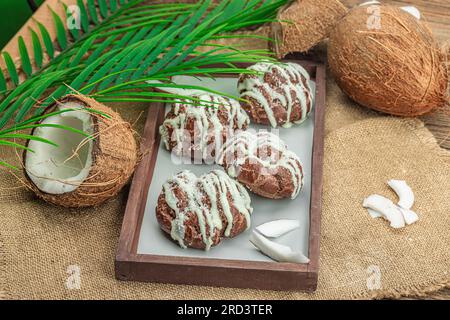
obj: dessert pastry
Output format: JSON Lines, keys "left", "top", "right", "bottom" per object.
{"left": 218, "top": 131, "right": 304, "bottom": 199}
{"left": 237, "top": 62, "right": 313, "bottom": 128}
{"left": 159, "top": 93, "right": 250, "bottom": 163}
{"left": 156, "top": 170, "right": 252, "bottom": 250}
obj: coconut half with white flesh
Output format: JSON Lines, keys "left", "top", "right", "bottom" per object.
{"left": 24, "top": 94, "right": 138, "bottom": 208}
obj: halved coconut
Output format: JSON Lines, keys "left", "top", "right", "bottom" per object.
{"left": 271, "top": 0, "right": 348, "bottom": 58}
{"left": 24, "top": 94, "right": 138, "bottom": 208}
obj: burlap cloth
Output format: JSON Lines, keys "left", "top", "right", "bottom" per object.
{"left": 1, "top": 31, "right": 449, "bottom": 299}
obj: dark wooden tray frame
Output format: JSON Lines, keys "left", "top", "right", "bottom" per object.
{"left": 115, "top": 59, "right": 326, "bottom": 292}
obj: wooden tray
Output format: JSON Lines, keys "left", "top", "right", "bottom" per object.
{"left": 115, "top": 60, "right": 326, "bottom": 292}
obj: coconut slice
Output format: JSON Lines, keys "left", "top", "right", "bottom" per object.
{"left": 256, "top": 219, "right": 300, "bottom": 238}
{"left": 363, "top": 194, "right": 406, "bottom": 229}
{"left": 397, "top": 207, "right": 419, "bottom": 225}
{"left": 24, "top": 94, "right": 137, "bottom": 208}
{"left": 367, "top": 208, "right": 383, "bottom": 219}
{"left": 387, "top": 179, "right": 415, "bottom": 210}
{"left": 249, "top": 231, "right": 310, "bottom": 264}
{"left": 367, "top": 205, "right": 419, "bottom": 226}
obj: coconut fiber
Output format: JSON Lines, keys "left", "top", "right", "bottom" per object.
{"left": 1, "top": 20, "right": 450, "bottom": 302}
{"left": 271, "top": 0, "right": 348, "bottom": 58}
{"left": 328, "top": 5, "right": 448, "bottom": 117}
{"left": 24, "top": 95, "right": 138, "bottom": 208}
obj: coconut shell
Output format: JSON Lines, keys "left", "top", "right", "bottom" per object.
{"left": 271, "top": 0, "right": 348, "bottom": 58}
{"left": 25, "top": 94, "right": 138, "bottom": 208}
{"left": 328, "top": 5, "right": 449, "bottom": 117}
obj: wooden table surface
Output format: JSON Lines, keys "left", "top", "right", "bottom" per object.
{"left": 2, "top": 0, "right": 449, "bottom": 299}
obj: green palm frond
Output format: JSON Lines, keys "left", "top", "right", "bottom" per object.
{"left": 0, "top": 0, "right": 289, "bottom": 169}
{"left": 30, "top": 28, "right": 44, "bottom": 69}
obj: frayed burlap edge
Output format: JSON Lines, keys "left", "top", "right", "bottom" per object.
{"left": 365, "top": 278, "right": 450, "bottom": 300}
{"left": 405, "top": 118, "right": 450, "bottom": 161}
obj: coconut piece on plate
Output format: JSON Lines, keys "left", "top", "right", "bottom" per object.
{"left": 250, "top": 231, "right": 309, "bottom": 264}
{"left": 256, "top": 219, "right": 300, "bottom": 238}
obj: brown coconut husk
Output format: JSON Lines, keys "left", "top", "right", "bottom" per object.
{"left": 271, "top": 0, "right": 348, "bottom": 58}
{"left": 24, "top": 94, "right": 138, "bottom": 208}
{"left": 328, "top": 5, "right": 449, "bottom": 117}
{"left": 442, "top": 42, "right": 450, "bottom": 112}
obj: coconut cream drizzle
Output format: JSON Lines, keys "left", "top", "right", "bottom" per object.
{"left": 238, "top": 62, "right": 313, "bottom": 128}
{"left": 162, "top": 170, "right": 252, "bottom": 250}
{"left": 218, "top": 131, "right": 304, "bottom": 199}
{"left": 159, "top": 93, "right": 249, "bottom": 160}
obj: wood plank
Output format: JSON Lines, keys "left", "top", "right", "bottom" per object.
{"left": 0, "top": 0, "right": 78, "bottom": 69}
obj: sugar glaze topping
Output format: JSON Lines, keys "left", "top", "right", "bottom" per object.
{"left": 238, "top": 62, "right": 313, "bottom": 128}
{"left": 159, "top": 93, "right": 250, "bottom": 160}
{"left": 218, "top": 131, "right": 304, "bottom": 199}
{"left": 162, "top": 170, "right": 252, "bottom": 250}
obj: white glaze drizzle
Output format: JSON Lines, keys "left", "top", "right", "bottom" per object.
{"left": 238, "top": 62, "right": 313, "bottom": 128}
{"left": 162, "top": 170, "right": 252, "bottom": 250}
{"left": 218, "top": 131, "right": 304, "bottom": 199}
{"left": 159, "top": 93, "right": 249, "bottom": 160}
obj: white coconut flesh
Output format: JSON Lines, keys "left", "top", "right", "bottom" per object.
{"left": 25, "top": 102, "right": 94, "bottom": 195}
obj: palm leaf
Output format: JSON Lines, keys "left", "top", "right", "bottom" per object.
{"left": 18, "top": 37, "right": 33, "bottom": 77}
{"left": 69, "top": 36, "right": 97, "bottom": 67}
{"left": 87, "top": 0, "right": 99, "bottom": 25}
{"left": 85, "top": 35, "right": 118, "bottom": 64}
{"left": 0, "top": 0, "right": 289, "bottom": 169}
{"left": 98, "top": 0, "right": 109, "bottom": 19}
{"left": 0, "top": 70, "right": 6, "bottom": 93}
{"left": 110, "top": 0, "right": 118, "bottom": 13}
{"left": 37, "top": 21, "right": 55, "bottom": 59}
{"left": 78, "top": 0, "right": 90, "bottom": 33}
{"left": 0, "top": 160, "right": 18, "bottom": 171}
{"left": 63, "top": 3, "right": 80, "bottom": 41}
{"left": 0, "top": 133, "right": 58, "bottom": 147}
{"left": 50, "top": 7, "right": 68, "bottom": 50}
{"left": 30, "top": 28, "right": 44, "bottom": 69}
{"left": 2, "top": 52, "right": 19, "bottom": 86}
{"left": 0, "top": 139, "right": 33, "bottom": 152}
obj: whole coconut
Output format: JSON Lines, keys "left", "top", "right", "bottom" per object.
{"left": 24, "top": 94, "right": 138, "bottom": 208}
{"left": 328, "top": 4, "right": 449, "bottom": 116}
